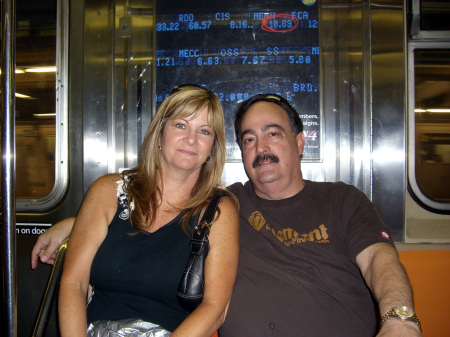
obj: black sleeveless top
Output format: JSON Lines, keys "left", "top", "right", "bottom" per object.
{"left": 87, "top": 180, "right": 197, "bottom": 332}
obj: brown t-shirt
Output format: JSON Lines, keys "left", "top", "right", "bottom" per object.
{"left": 220, "top": 180, "right": 395, "bottom": 337}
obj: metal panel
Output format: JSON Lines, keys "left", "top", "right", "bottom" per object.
{"left": 83, "top": 0, "right": 155, "bottom": 192}
{"left": 83, "top": 0, "right": 111, "bottom": 191}
{"left": 313, "top": 0, "right": 405, "bottom": 241}
{"left": 313, "top": 1, "right": 369, "bottom": 189}
{"left": 111, "top": 0, "right": 155, "bottom": 172}
{"left": 370, "top": 0, "right": 405, "bottom": 241}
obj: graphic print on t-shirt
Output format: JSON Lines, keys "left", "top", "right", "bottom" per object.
{"left": 249, "top": 210, "right": 329, "bottom": 247}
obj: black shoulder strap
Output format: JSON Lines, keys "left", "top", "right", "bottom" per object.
{"left": 190, "top": 194, "right": 225, "bottom": 255}
{"left": 200, "top": 193, "right": 225, "bottom": 225}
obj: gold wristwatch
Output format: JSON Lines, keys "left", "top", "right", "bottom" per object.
{"left": 380, "top": 306, "right": 421, "bottom": 332}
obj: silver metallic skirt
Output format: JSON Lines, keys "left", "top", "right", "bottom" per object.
{"left": 87, "top": 318, "right": 172, "bottom": 337}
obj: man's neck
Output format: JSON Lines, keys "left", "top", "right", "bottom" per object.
{"left": 253, "top": 177, "right": 305, "bottom": 200}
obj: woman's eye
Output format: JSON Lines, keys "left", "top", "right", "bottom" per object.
{"left": 200, "top": 129, "right": 211, "bottom": 135}
{"left": 175, "top": 123, "right": 185, "bottom": 129}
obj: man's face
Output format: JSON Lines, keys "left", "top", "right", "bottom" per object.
{"left": 239, "top": 101, "right": 304, "bottom": 194}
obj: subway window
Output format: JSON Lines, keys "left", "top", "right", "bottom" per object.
{"left": 408, "top": 0, "right": 450, "bottom": 212}
{"left": 1, "top": 0, "right": 68, "bottom": 210}
{"left": 413, "top": 50, "right": 450, "bottom": 204}
{"left": 420, "top": 0, "right": 450, "bottom": 31}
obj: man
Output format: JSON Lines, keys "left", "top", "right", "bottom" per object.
{"left": 32, "top": 94, "right": 422, "bottom": 337}
{"left": 219, "top": 94, "right": 422, "bottom": 337}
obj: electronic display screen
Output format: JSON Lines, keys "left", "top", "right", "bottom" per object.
{"left": 156, "top": 0, "right": 320, "bottom": 161}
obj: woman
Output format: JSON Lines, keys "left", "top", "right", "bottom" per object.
{"left": 55, "top": 85, "right": 239, "bottom": 336}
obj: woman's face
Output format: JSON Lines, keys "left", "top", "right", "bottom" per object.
{"left": 159, "top": 107, "right": 215, "bottom": 177}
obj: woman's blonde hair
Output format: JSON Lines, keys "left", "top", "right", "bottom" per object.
{"left": 122, "top": 85, "right": 235, "bottom": 232}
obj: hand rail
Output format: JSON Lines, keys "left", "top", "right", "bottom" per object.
{"left": 32, "top": 241, "right": 68, "bottom": 337}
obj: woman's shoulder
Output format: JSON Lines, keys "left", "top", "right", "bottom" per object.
{"left": 208, "top": 191, "right": 239, "bottom": 237}
{"left": 212, "top": 188, "right": 239, "bottom": 210}
{"left": 87, "top": 173, "right": 123, "bottom": 197}
{"left": 211, "top": 191, "right": 238, "bottom": 217}
{"left": 93, "top": 173, "right": 122, "bottom": 183}
{"left": 77, "top": 174, "right": 121, "bottom": 226}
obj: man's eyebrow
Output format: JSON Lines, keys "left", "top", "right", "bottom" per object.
{"left": 241, "top": 129, "right": 255, "bottom": 138}
{"left": 262, "top": 123, "right": 285, "bottom": 132}
{"left": 241, "top": 124, "right": 286, "bottom": 138}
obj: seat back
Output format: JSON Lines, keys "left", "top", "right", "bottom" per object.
{"left": 398, "top": 250, "right": 450, "bottom": 337}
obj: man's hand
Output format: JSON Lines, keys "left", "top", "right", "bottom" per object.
{"left": 377, "top": 317, "right": 422, "bottom": 337}
{"left": 31, "top": 217, "right": 75, "bottom": 269}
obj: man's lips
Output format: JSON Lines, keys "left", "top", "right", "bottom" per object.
{"left": 252, "top": 153, "right": 280, "bottom": 168}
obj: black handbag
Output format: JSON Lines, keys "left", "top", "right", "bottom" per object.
{"left": 177, "top": 194, "right": 224, "bottom": 312}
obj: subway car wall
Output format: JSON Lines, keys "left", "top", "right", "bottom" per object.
{"left": 1, "top": 0, "right": 449, "bottom": 336}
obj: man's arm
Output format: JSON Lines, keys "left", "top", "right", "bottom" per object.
{"left": 356, "top": 242, "right": 422, "bottom": 337}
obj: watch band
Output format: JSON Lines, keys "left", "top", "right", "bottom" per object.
{"left": 380, "top": 306, "right": 421, "bottom": 332}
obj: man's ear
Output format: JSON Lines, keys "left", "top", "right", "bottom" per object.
{"left": 296, "top": 132, "right": 305, "bottom": 156}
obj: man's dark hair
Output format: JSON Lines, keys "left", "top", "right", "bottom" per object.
{"left": 234, "top": 94, "right": 304, "bottom": 148}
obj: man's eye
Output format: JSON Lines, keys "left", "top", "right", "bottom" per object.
{"left": 243, "top": 138, "right": 253, "bottom": 144}
{"left": 269, "top": 132, "right": 279, "bottom": 137}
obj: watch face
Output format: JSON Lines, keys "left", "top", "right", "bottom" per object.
{"left": 394, "top": 306, "right": 414, "bottom": 318}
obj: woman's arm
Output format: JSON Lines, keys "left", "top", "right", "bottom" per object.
{"left": 31, "top": 217, "right": 75, "bottom": 268}
{"left": 171, "top": 196, "right": 240, "bottom": 337}
{"left": 58, "top": 174, "right": 118, "bottom": 337}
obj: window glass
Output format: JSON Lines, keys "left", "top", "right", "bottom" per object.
{"left": 420, "top": 0, "right": 450, "bottom": 31}
{"left": 414, "top": 49, "right": 450, "bottom": 202}
{"left": 1, "top": 0, "right": 57, "bottom": 199}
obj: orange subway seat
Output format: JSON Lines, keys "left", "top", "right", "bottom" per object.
{"left": 398, "top": 250, "right": 450, "bottom": 337}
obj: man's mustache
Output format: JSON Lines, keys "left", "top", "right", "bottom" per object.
{"left": 252, "top": 153, "right": 280, "bottom": 168}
